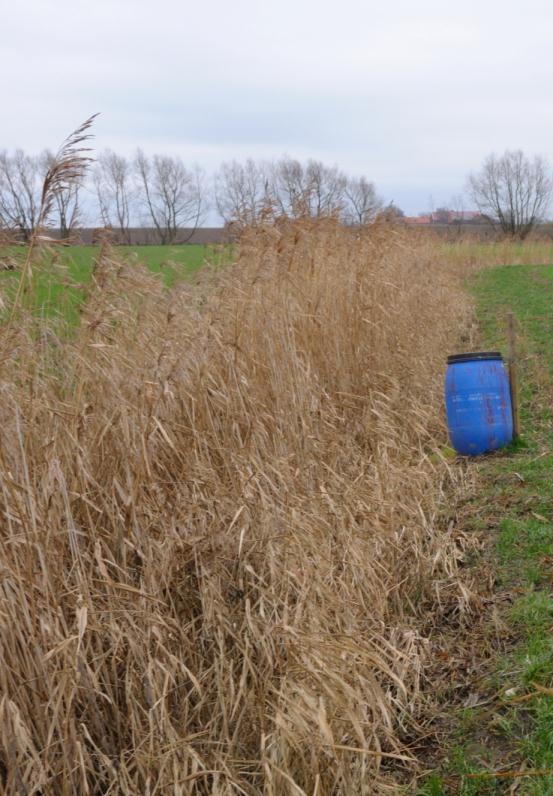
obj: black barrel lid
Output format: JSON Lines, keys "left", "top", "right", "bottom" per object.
{"left": 447, "top": 350, "right": 503, "bottom": 364}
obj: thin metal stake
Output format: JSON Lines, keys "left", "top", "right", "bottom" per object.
{"left": 507, "top": 311, "right": 520, "bottom": 440}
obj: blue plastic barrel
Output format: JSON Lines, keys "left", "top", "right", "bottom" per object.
{"left": 445, "top": 351, "right": 513, "bottom": 456}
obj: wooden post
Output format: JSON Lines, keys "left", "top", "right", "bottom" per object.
{"left": 507, "top": 312, "right": 520, "bottom": 440}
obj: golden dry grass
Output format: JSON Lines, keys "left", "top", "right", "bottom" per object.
{"left": 443, "top": 235, "right": 553, "bottom": 268}
{"left": 0, "top": 220, "right": 478, "bottom": 794}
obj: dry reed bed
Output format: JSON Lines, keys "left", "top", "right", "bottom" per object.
{"left": 443, "top": 236, "right": 553, "bottom": 268}
{"left": 0, "top": 221, "right": 473, "bottom": 794}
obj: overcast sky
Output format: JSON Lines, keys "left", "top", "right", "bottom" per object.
{"left": 2, "top": 0, "right": 553, "bottom": 216}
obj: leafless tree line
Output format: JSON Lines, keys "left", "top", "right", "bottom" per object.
{"left": 0, "top": 148, "right": 206, "bottom": 244}
{"left": 214, "top": 158, "right": 382, "bottom": 228}
{"left": 0, "top": 149, "right": 383, "bottom": 243}
{"left": 3, "top": 143, "right": 553, "bottom": 243}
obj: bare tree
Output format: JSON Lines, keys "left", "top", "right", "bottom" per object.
{"left": 269, "top": 157, "right": 306, "bottom": 217}
{"left": 94, "top": 150, "right": 133, "bottom": 243}
{"left": 0, "top": 150, "right": 41, "bottom": 241}
{"left": 308, "top": 161, "right": 347, "bottom": 218}
{"left": 214, "top": 159, "right": 271, "bottom": 227}
{"left": 134, "top": 150, "right": 204, "bottom": 244}
{"left": 343, "top": 176, "right": 382, "bottom": 225}
{"left": 215, "top": 156, "right": 382, "bottom": 229}
{"left": 270, "top": 158, "right": 347, "bottom": 219}
{"left": 468, "top": 150, "right": 553, "bottom": 239}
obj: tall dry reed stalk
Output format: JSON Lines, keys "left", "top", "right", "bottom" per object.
{"left": 7, "top": 115, "right": 96, "bottom": 326}
{"left": 0, "top": 219, "right": 474, "bottom": 794}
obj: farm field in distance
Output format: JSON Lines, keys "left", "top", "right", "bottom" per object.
{"left": 2, "top": 237, "right": 553, "bottom": 327}
{"left": 0, "top": 243, "right": 230, "bottom": 324}
{"left": 2, "top": 238, "right": 553, "bottom": 324}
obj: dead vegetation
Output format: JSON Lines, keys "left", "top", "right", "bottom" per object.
{"left": 0, "top": 217, "right": 481, "bottom": 794}
{"left": 444, "top": 235, "right": 553, "bottom": 268}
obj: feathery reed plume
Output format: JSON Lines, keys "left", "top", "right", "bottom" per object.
{"left": 7, "top": 114, "right": 98, "bottom": 324}
{"left": 37, "top": 114, "right": 97, "bottom": 233}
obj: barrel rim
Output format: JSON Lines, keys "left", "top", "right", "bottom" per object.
{"left": 447, "top": 350, "right": 503, "bottom": 364}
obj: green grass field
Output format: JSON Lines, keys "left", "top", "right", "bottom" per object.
{"left": 420, "top": 265, "right": 553, "bottom": 794}
{"left": 0, "top": 244, "right": 230, "bottom": 325}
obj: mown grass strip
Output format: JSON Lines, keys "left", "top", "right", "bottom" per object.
{"left": 419, "top": 264, "right": 553, "bottom": 795}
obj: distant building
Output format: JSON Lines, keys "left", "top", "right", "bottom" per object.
{"left": 403, "top": 210, "right": 483, "bottom": 226}
{"left": 404, "top": 214, "right": 432, "bottom": 225}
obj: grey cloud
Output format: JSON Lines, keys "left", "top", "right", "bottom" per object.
{"left": 3, "top": 0, "right": 553, "bottom": 213}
